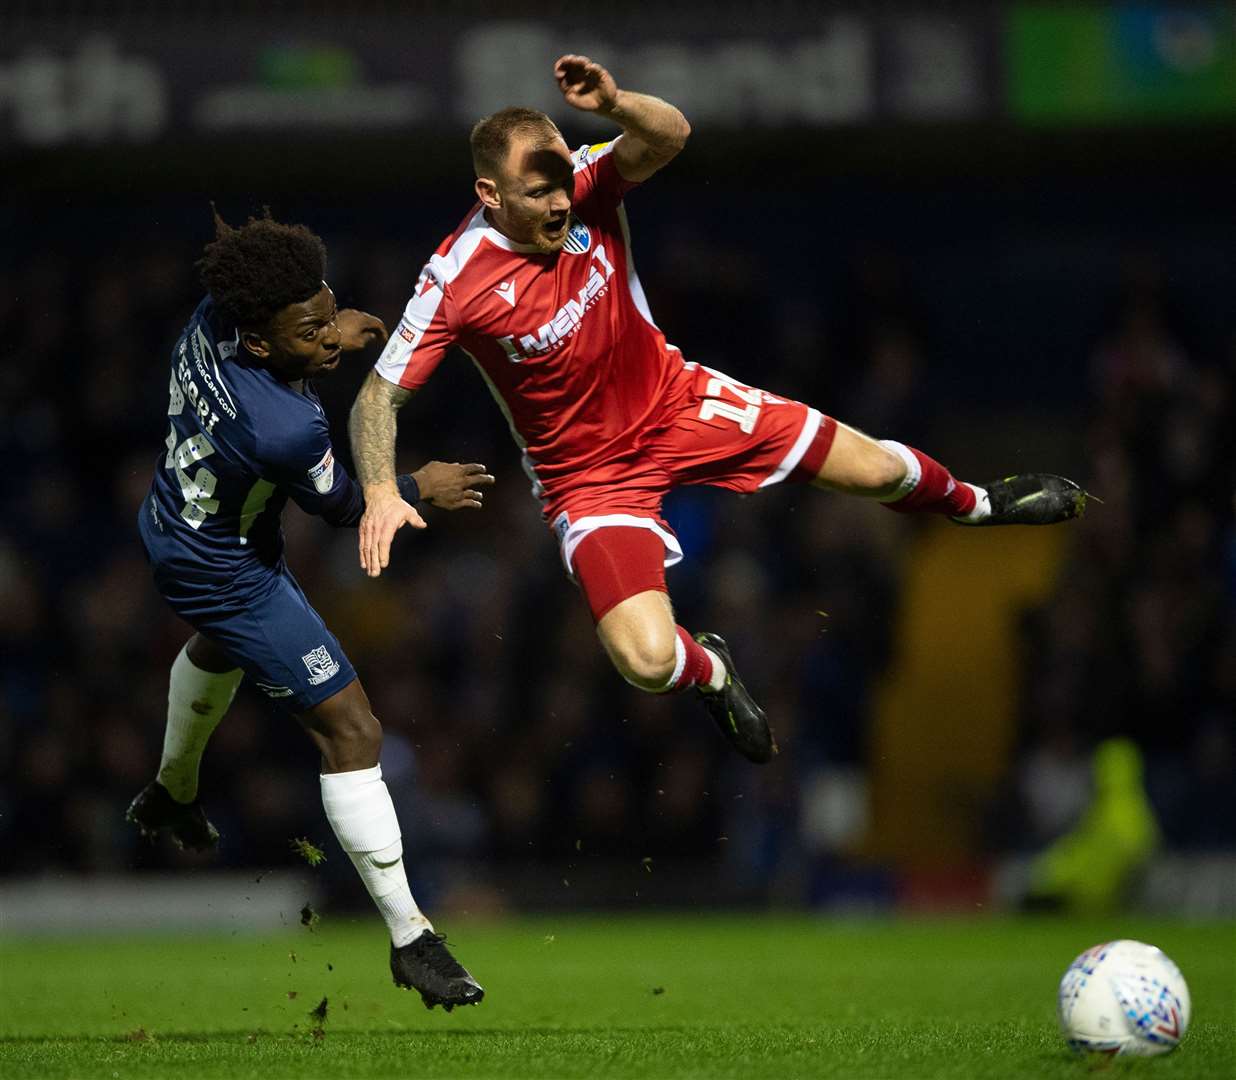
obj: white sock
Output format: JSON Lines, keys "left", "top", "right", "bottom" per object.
{"left": 649, "top": 633, "right": 728, "bottom": 694}
{"left": 157, "top": 645, "right": 242, "bottom": 803}
{"left": 953, "top": 483, "right": 991, "bottom": 523}
{"left": 320, "top": 765, "right": 431, "bottom": 948}
{"left": 649, "top": 633, "right": 689, "bottom": 693}
{"left": 702, "top": 648, "right": 727, "bottom": 692}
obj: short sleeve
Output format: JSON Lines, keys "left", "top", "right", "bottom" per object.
{"left": 374, "top": 264, "right": 457, "bottom": 390}
{"left": 571, "top": 136, "right": 640, "bottom": 209}
{"left": 257, "top": 412, "right": 358, "bottom": 521}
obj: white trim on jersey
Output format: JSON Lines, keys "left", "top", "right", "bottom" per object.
{"left": 615, "top": 203, "right": 679, "bottom": 354}
{"left": 558, "top": 513, "right": 684, "bottom": 581}
{"left": 374, "top": 207, "right": 491, "bottom": 386}
{"left": 430, "top": 206, "right": 491, "bottom": 283}
{"left": 758, "top": 407, "right": 824, "bottom": 489}
{"left": 460, "top": 348, "right": 546, "bottom": 501}
{"left": 481, "top": 225, "right": 542, "bottom": 254}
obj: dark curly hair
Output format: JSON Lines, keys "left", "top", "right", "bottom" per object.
{"left": 197, "top": 208, "right": 327, "bottom": 328}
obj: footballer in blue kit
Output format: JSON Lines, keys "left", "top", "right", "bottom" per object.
{"left": 139, "top": 290, "right": 375, "bottom": 710}
{"left": 127, "top": 212, "right": 490, "bottom": 1010}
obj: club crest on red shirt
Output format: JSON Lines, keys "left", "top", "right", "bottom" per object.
{"left": 563, "top": 216, "right": 591, "bottom": 255}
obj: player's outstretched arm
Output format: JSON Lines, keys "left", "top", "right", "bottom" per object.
{"left": 413, "top": 461, "right": 495, "bottom": 511}
{"left": 350, "top": 369, "right": 420, "bottom": 578}
{"left": 553, "top": 54, "right": 690, "bottom": 183}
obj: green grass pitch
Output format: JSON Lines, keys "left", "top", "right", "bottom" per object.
{"left": 2, "top": 915, "right": 1232, "bottom": 1078}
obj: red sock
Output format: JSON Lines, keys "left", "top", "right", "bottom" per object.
{"left": 667, "top": 626, "right": 714, "bottom": 692}
{"left": 883, "top": 442, "right": 976, "bottom": 517}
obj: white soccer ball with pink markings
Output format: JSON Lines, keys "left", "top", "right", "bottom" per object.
{"left": 1057, "top": 939, "right": 1190, "bottom": 1056}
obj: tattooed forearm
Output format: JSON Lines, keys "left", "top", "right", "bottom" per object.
{"left": 349, "top": 371, "right": 414, "bottom": 491}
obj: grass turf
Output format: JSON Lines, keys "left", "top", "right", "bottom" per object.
{"left": 1, "top": 915, "right": 1232, "bottom": 1079}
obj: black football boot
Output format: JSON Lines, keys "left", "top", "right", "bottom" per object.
{"left": 391, "top": 931, "right": 485, "bottom": 1011}
{"left": 956, "top": 474, "right": 1088, "bottom": 526}
{"left": 693, "top": 632, "right": 777, "bottom": 764}
{"left": 126, "top": 780, "right": 220, "bottom": 852}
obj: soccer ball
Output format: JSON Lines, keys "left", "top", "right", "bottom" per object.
{"left": 1057, "top": 940, "right": 1190, "bottom": 1056}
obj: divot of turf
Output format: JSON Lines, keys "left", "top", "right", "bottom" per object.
{"left": 289, "top": 838, "right": 326, "bottom": 866}
{"left": 308, "top": 997, "right": 328, "bottom": 1042}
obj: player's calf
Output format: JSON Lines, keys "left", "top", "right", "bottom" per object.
{"left": 820, "top": 436, "right": 1088, "bottom": 526}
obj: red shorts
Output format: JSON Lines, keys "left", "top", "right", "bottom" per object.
{"left": 544, "top": 363, "right": 836, "bottom": 620}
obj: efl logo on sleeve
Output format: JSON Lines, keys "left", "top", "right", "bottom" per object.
{"left": 308, "top": 448, "right": 335, "bottom": 494}
{"left": 574, "top": 141, "right": 611, "bottom": 166}
{"left": 301, "top": 645, "right": 340, "bottom": 686}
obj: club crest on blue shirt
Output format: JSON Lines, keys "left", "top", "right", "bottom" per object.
{"left": 562, "top": 216, "right": 591, "bottom": 255}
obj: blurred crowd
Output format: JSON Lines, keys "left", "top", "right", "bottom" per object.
{"left": 2, "top": 189, "right": 1232, "bottom": 911}
{"left": 992, "top": 259, "right": 1235, "bottom": 858}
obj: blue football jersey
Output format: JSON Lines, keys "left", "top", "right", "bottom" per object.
{"left": 139, "top": 296, "right": 360, "bottom": 579}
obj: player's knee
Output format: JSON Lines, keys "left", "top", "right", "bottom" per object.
{"left": 860, "top": 441, "right": 908, "bottom": 496}
{"left": 815, "top": 426, "right": 909, "bottom": 496}
{"left": 608, "top": 630, "right": 677, "bottom": 692}
{"left": 342, "top": 709, "right": 383, "bottom": 759}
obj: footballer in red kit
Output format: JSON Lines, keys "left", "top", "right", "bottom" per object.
{"left": 351, "top": 54, "right": 1087, "bottom": 763}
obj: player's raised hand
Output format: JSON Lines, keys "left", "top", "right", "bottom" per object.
{"left": 336, "top": 309, "right": 388, "bottom": 352}
{"left": 359, "top": 487, "right": 426, "bottom": 578}
{"left": 414, "top": 461, "right": 495, "bottom": 511}
{"left": 554, "top": 55, "right": 619, "bottom": 114}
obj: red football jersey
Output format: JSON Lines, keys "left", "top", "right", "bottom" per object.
{"left": 374, "top": 138, "right": 694, "bottom": 498}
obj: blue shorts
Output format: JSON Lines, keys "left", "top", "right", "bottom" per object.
{"left": 148, "top": 559, "right": 357, "bottom": 713}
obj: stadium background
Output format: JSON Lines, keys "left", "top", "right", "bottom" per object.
{"left": 1, "top": 0, "right": 1233, "bottom": 929}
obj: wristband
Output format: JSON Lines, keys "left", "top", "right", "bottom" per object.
{"left": 395, "top": 473, "right": 421, "bottom": 505}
